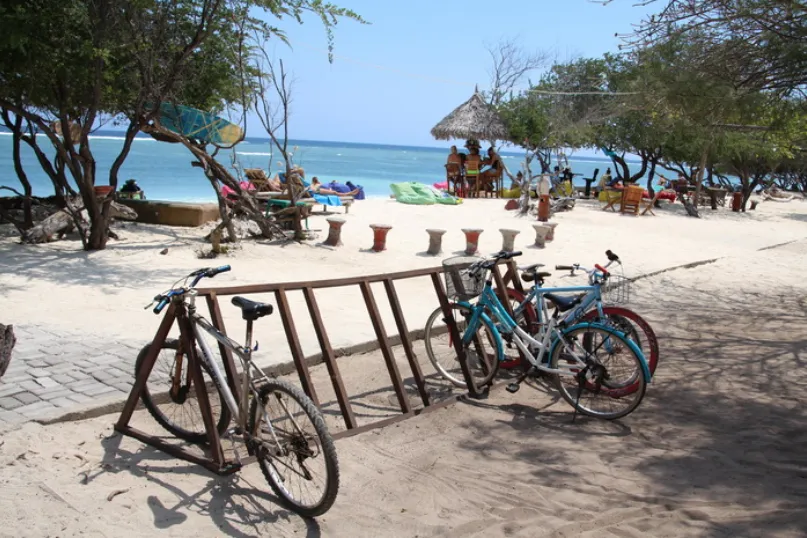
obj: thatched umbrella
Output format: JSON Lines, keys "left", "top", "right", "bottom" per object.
{"left": 430, "top": 89, "right": 509, "bottom": 145}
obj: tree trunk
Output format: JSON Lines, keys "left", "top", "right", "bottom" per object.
{"left": 9, "top": 116, "right": 34, "bottom": 229}
{"left": 692, "top": 147, "right": 709, "bottom": 209}
{"left": 646, "top": 159, "right": 657, "bottom": 200}
{"left": 630, "top": 155, "right": 649, "bottom": 183}
{"left": 0, "top": 323, "right": 15, "bottom": 379}
{"left": 22, "top": 198, "right": 136, "bottom": 244}
{"left": 612, "top": 154, "right": 630, "bottom": 182}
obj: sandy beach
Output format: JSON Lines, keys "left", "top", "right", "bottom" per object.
{"left": 1, "top": 195, "right": 807, "bottom": 537}
{"left": 1, "top": 196, "right": 806, "bottom": 364}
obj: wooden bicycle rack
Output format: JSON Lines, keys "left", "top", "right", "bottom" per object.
{"left": 114, "top": 260, "right": 522, "bottom": 474}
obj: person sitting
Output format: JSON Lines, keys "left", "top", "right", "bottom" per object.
{"left": 480, "top": 147, "right": 502, "bottom": 174}
{"left": 596, "top": 168, "right": 612, "bottom": 195}
{"left": 119, "top": 178, "right": 145, "bottom": 199}
{"left": 447, "top": 145, "right": 463, "bottom": 165}
{"left": 308, "top": 177, "right": 361, "bottom": 196}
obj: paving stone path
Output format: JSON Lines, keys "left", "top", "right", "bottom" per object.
{"left": 0, "top": 324, "right": 145, "bottom": 431}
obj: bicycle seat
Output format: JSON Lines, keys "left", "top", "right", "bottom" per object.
{"left": 521, "top": 271, "right": 552, "bottom": 282}
{"left": 231, "top": 296, "right": 274, "bottom": 321}
{"left": 518, "top": 263, "right": 545, "bottom": 272}
{"left": 544, "top": 293, "right": 584, "bottom": 312}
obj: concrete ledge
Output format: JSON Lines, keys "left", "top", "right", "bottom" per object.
{"left": 117, "top": 199, "right": 219, "bottom": 227}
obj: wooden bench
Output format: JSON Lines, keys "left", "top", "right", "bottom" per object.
{"left": 255, "top": 192, "right": 354, "bottom": 214}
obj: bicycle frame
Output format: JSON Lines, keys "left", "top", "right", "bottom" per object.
{"left": 457, "top": 270, "right": 651, "bottom": 382}
{"left": 459, "top": 283, "right": 599, "bottom": 377}
{"left": 513, "top": 281, "right": 606, "bottom": 329}
{"left": 175, "top": 291, "right": 271, "bottom": 432}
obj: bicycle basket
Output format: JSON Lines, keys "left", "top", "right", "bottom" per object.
{"left": 601, "top": 274, "right": 631, "bottom": 304}
{"left": 442, "top": 256, "right": 486, "bottom": 301}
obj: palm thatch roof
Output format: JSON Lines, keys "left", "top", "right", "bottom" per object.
{"left": 430, "top": 91, "right": 509, "bottom": 142}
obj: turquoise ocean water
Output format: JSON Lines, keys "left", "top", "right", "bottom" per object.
{"left": 0, "top": 130, "right": 642, "bottom": 202}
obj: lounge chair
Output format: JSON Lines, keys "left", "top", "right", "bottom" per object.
{"left": 244, "top": 168, "right": 277, "bottom": 192}
{"left": 255, "top": 191, "right": 354, "bottom": 214}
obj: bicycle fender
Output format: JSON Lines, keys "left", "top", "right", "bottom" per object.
{"left": 551, "top": 321, "right": 651, "bottom": 383}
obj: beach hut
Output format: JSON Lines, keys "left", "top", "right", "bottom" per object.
{"left": 430, "top": 89, "right": 509, "bottom": 145}
{"left": 431, "top": 89, "right": 509, "bottom": 197}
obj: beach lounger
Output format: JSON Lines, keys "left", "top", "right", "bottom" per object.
{"left": 263, "top": 199, "right": 311, "bottom": 230}
{"left": 255, "top": 191, "right": 355, "bottom": 213}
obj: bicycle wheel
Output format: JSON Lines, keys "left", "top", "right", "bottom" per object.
{"left": 135, "top": 338, "right": 231, "bottom": 443}
{"left": 550, "top": 325, "right": 647, "bottom": 420}
{"left": 248, "top": 379, "right": 339, "bottom": 517}
{"left": 581, "top": 307, "right": 659, "bottom": 376}
{"left": 423, "top": 304, "right": 501, "bottom": 389}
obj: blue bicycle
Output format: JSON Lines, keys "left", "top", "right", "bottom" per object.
{"left": 425, "top": 251, "right": 651, "bottom": 419}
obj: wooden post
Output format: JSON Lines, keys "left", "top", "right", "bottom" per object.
{"left": 359, "top": 281, "right": 411, "bottom": 413}
{"left": 430, "top": 273, "right": 482, "bottom": 398}
{"left": 383, "top": 279, "right": 430, "bottom": 407}
{"left": 303, "top": 287, "right": 357, "bottom": 429}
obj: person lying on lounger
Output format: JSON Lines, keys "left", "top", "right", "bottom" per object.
{"left": 308, "top": 177, "right": 361, "bottom": 196}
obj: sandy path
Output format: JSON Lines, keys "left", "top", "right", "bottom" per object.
{"left": 1, "top": 196, "right": 805, "bottom": 374}
{"left": 1, "top": 239, "right": 806, "bottom": 537}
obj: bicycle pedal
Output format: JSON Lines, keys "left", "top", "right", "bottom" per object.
{"left": 506, "top": 383, "right": 521, "bottom": 394}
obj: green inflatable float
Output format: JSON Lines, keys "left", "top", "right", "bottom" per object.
{"left": 390, "top": 182, "right": 462, "bottom": 205}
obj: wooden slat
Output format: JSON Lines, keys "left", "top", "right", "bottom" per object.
{"left": 332, "top": 394, "right": 464, "bottom": 440}
{"left": 430, "top": 273, "right": 482, "bottom": 398}
{"left": 360, "top": 281, "right": 411, "bottom": 414}
{"left": 178, "top": 311, "right": 226, "bottom": 467}
{"left": 383, "top": 279, "right": 430, "bottom": 407}
{"left": 205, "top": 292, "right": 242, "bottom": 402}
{"left": 118, "top": 426, "right": 240, "bottom": 475}
{"left": 303, "top": 287, "right": 357, "bottom": 429}
{"left": 115, "top": 304, "right": 176, "bottom": 429}
{"left": 505, "top": 259, "right": 525, "bottom": 293}
{"left": 196, "top": 265, "right": 444, "bottom": 297}
{"left": 492, "top": 263, "right": 516, "bottom": 319}
{"left": 274, "top": 289, "right": 320, "bottom": 406}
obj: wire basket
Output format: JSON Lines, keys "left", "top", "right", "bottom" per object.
{"left": 442, "top": 256, "right": 486, "bottom": 301}
{"left": 601, "top": 274, "right": 632, "bottom": 304}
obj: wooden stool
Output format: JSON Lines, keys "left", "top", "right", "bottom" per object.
{"left": 370, "top": 224, "right": 392, "bottom": 252}
{"left": 462, "top": 228, "right": 483, "bottom": 255}
{"left": 499, "top": 228, "right": 520, "bottom": 252}
{"left": 426, "top": 229, "right": 446, "bottom": 255}
{"left": 324, "top": 217, "right": 345, "bottom": 247}
{"left": 532, "top": 223, "right": 550, "bottom": 248}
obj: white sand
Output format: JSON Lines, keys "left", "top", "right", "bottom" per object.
{"left": 0, "top": 237, "right": 806, "bottom": 536}
{"left": 1, "top": 196, "right": 805, "bottom": 371}
{"left": 1, "top": 196, "right": 807, "bottom": 536}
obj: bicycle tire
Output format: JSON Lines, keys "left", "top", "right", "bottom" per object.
{"left": 581, "top": 307, "right": 659, "bottom": 376}
{"left": 550, "top": 325, "right": 647, "bottom": 420}
{"left": 423, "top": 304, "right": 502, "bottom": 389}
{"left": 135, "top": 338, "right": 231, "bottom": 443}
{"left": 248, "top": 379, "right": 340, "bottom": 517}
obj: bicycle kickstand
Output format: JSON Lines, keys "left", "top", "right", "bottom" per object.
{"left": 505, "top": 365, "right": 537, "bottom": 394}
{"left": 571, "top": 367, "right": 589, "bottom": 424}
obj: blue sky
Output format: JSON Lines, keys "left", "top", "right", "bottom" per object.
{"left": 252, "top": 0, "right": 656, "bottom": 150}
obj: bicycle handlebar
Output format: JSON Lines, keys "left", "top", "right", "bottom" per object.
{"left": 467, "top": 251, "right": 523, "bottom": 275}
{"left": 554, "top": 250, "right": 622, "bottom": 278}
{"left": 149, "top": 265, "right": 232, "bottom": 314}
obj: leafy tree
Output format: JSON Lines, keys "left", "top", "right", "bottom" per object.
{"left": 619, "top": 0, "right": 807, "bottom": 96}
{"left": 0, "top": 0, "right": 363, "bottom": 250}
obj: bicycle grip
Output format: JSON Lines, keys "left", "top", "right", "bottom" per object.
{"left": 595, "top": 264, "right": 610, "bottom": 276}
{"left": 153, "top": 297, "right": 169, "bottom": 315}
{"left": 555, "top": 265, "right": 574, "bottom": 271}
{"left": 206, "top": 265, "right": 231, "bottom": 277}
